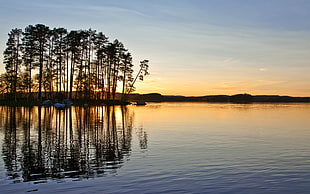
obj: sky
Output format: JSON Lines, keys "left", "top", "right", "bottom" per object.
{"left": 0, "top": 0, "right": 310, "bottom": 96}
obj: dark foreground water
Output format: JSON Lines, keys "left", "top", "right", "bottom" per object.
{"left": 0, "top": 103, "right": 309, "bottom": 193}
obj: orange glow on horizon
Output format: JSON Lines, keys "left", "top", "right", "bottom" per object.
{"left": 135, "top": 85, "right": 310, "bottom": 97}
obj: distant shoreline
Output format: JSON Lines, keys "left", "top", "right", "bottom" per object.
{"left": 0, "top": 93, "right": 309, "bottom": 107}
{"left": 128, "top": 93, "right": 310, "bottom": 103}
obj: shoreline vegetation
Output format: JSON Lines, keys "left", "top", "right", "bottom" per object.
{"left": 0, "top": 93, "right": 309, "bottom": 107}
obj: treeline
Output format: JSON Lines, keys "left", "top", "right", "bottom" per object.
{"left": 1, "top": 24, "right": 149, "bottom": 102}
{"left": 128, "top": 93, "right": 310, "bottom": 103}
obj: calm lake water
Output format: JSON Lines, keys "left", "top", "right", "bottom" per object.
{"left": 0, "top": 103, "right": 309, "bottom": 193}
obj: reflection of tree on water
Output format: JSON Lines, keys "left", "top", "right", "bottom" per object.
{"left": 1, "top": 105, "right": 144, "bottom": 183}
{"left": 1, "top": 107, "right": 19, "bottom": 182}
{"left": 137, "top": 128, "right": 148, "bottom": 150}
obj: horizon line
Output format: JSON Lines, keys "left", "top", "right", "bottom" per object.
{"left": 132, "top": 92, "right": 310, "bottom": 98}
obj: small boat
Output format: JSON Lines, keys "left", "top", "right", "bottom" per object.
{"left": 42, "top": 99, "right": 53, "bottom": 107}
{"left": 135, "top": 101, "right": 147, "bottom": 106}
{"left": 54, "top": 103, "right": 66, "bottom": 109}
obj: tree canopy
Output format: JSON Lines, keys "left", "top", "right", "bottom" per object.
{"left": 1, "top": 24, "right": 149, "bottom": 102}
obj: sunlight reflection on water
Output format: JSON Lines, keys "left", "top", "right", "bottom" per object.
{"left": 0, "top": 103, "right": 310, "bottom": 193}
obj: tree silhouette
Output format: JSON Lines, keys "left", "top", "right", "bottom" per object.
{"left": 51, "top": 27, "right": 68, "bottom": 95}
{"left": 126, "top": 59, "right": 149, "bottom": 95}
{"left": 1, "top": 24, "right": 149, "bottom": 103}
{"left": 24, "top": 24, "right": 50, "bottom": 100}
{"left": 3, "top": 28, "right": 23, "bottom": 101}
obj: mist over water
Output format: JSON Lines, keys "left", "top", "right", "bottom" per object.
{"left": 0, "top": 103, "right": 309, "bottom": 193}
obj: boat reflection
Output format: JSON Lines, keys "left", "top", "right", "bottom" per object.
{"left": 1, "top": 105, "right": 144, "bottom": 183}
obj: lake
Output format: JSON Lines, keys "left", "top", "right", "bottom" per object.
{"left": 0, "top": 103, "right": 309, "bottom": 193}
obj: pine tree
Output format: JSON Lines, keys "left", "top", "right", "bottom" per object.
{"left": 3, "top": 28, "right": 23, "bottom": 101}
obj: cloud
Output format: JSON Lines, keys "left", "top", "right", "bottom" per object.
{"left": 254, "top": 80, "right": 287, "bottom": 87}
{"left": 209, "top": 79, "right": 288, "bottom": 94}
{"left": 85, "top": 5, "right": 148, "bottom": 17}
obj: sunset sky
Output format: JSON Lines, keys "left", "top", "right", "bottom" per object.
{"left": 0, "top": 0, "right": 309, "bottom": 96}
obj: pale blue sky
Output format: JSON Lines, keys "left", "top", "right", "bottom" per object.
{"left": 1, "top": 0, "right": 310, "bottom": 96}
